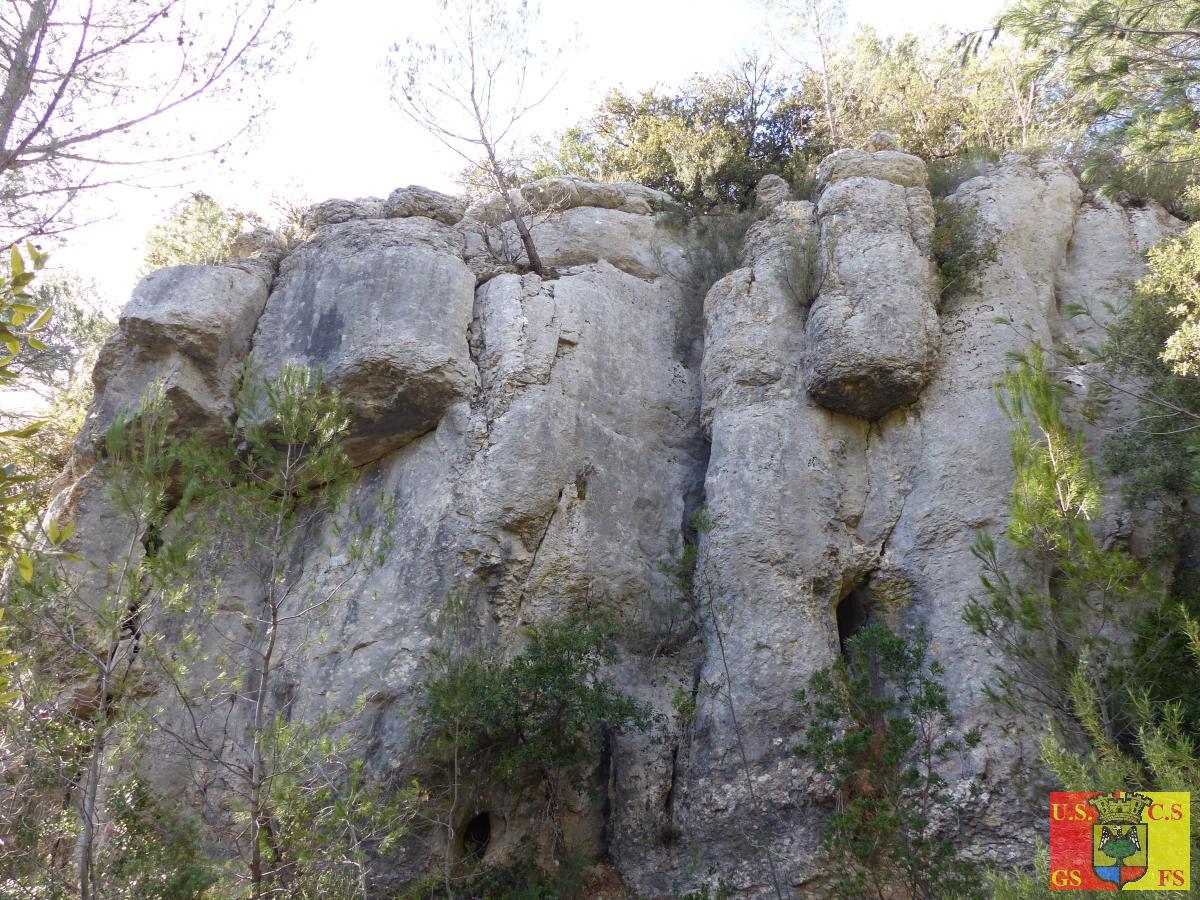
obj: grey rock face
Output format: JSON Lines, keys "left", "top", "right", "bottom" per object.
{"left": 54, "top": 159, "right": 1185, "bottom": 897}
{"left": 862, "top": 130, "right": 900, "bottom": 152}
{"left": 464, "top": 176, "right": 677, "bottom": 226}
{"left": 802, "top": 147, "right": 941, "bottom": 418}
{"left": 87, "top": 265, "right": 268, "bottom": 444}
{"left": 383, "top": 185, "right": 466, "bottom": 225}
{"left": 753, "top": 173, "right": 791, "bottom": 212}
{"left": 249, "top": 217, "right": 477, "bottom": 464}
{"left": 228, "top": 226, "right": 286, "bottom": 259}
{"left": 300, "top": 196, "right": 384, "bottom": 230}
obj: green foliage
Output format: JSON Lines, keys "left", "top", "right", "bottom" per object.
{"left": 1, "top": 366, "right": 401, "bottom": 896}
{"left": 0, "top": 385, "right": 195, "bottom": 896}
{"left": 141, "top": 192, "right": 262, "bottom": 274}
{"left": 1141, "top": 224, "right": 1200, "bottom": 380}
{"left": 95, "top": 775, "right": 219, "bottom": 900}
{"left": 1076, "top": 224, "right": 1200, "bottom": 731}
{"left": 833, "top": 28, "right": 1073, "bottom": 160}
{"left": 1, "top": 273, "right": 112, "bottom": 531}
{"left": 965, "top": 351, "right": 1157, "bottom": 740}
{"left": 1094, "top": 223, "right": 1200, "bottom": 506}
{"left": 927, "top": 148, "right": 1000, "bottom": 199}
{"left": 672, "top": 684, "right": 698, "bottom": 725}
{"left": 794, "top": 622, "right": 985, "bottom": 899}
{"left": 166, "top": 363, "right": 398, "bottom": 897}
{"left": 931, "top": 197, "right": 997, "bottom": 298}
{"left": 995, "top": 0, "right": 1200, "bottom": 203}
{"left": 988, "top": 606, "right": 1200, "bottom": 897}
{"left": 405, "top": 846, "right": 593, "bottom": 899}
{"left": 538, "top": 27, "right": 1073, "bottom": 211}
{"left": 419, "top": 611, "right": 653, "bottom": 784}
{"left": 972, "top": 350, "right": 1199, "bottom": 893}
{"left": 263, "top": 712, "right": 415, "bottom": 898}
{"left": 414, "top": 611, "right": 652, "bottom": 894}
{"left": 0, "top": 243, "right": 53, "bottom": 565}
{"left": 534, "top": 55, "right": 815, "bottom": 209}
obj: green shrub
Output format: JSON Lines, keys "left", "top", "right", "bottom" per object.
{"left": 96, "top": 776, "right": 219, "bottom": 900}
{"left": 927, "top": 149, "right": 1000, "bottom": 199}
{"left": 972, "top": 351, "right": 1200, "bottom": 894}
{"left": 419, "top": 611, "right": 655, "bottom": 784}
{"left": 794, "top": 622, "right": 985, "bottom": 900}
{"left": 965, "top": 351, "right": 1157, "bottom": 741}
{"left": 1081, "top": 153, "right": 1199, "bottom": 219}
{"left": 404, "top": 846, "right": 593, "bottom": 899}
{"left": 932, "top": 198, "right": 996, "bottom": 299}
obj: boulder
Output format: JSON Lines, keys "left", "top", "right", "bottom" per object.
{"left": 87, "top": 265, "right": 268, "bottom": 444}
{"left": 862, "top": 130, "right": 900, "bottom": 152}
{"left": 803, "top": 148, "right": 941, "bottom": 418}
{"left": 249, "top": 217, "right": 477, "bottom": 465}
{"left": 300, "top": 196, "right": 384, "bottom": 230}
{"left": 383, "top": 185, "right": 465, "bottom": 225}
{"left": 754, "top": 173, "right": 792, "bottom": 212}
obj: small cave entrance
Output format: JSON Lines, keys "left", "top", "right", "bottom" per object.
{"left": 460, "top": 811, "right": 491, "bottom": 863}
{"left": 836, "top": 585, "right": 873, "bottom": 661}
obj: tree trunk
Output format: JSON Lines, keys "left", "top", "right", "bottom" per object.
{"left": 0, "top": 0, "right": 48, "bottom": 170}
{"left": 482, "top": 139, "right": 546, "bottom": 276}
{"left": 251, "top": 466, "right": 290, "bottom": 898}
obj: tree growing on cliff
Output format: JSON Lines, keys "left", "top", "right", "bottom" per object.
{"left": 533, "top": 54, "right": 814, "bottom": 209}
{"left": 0, "top": 385, "right": 199, "bottom": 898}
{"left": 964, "top": 351, "right": 1158, "bottom": 747}
{"left": 149, "top": 364, "right": 405, "bottom": 899}
{"left": 977, "top": 0, "right": 1200, "bottom": 206}
{"left": 0, "top": 0, "right": 290, "bottom": 245}
{"left": 414, "top": 608, "right": 653, "bottom": 894}
{"left": 794, "top": 622, "right": 985, "bottom": 900}
{"left": 140, "top": 193, "right": 264, "bottom": 274}
{"left": 973, "top": 357, "right": 1200, "bottom": 895}
{"left": 388, "top": 0, "right": 562, "bottom": 275}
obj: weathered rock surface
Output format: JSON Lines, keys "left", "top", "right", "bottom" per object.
{"left": 383, "top": 184, "right": 466, "bottom": 225}
{"left": 54, "top": 153, "right": 1185, "bottom": 896}
{"left": 300, "top": 196, "right": 385, "bottom": 230}
{"left": 86, "top": 265, "right": 268, "bottom": 445}
{"left": 464, "top": 176, "right": 677, "bottom": 226}
{"left": 249, "top": 217, "right": 477, "bottom": 464}
{"left": 803, "top": 145, "right": 941, "bottom": 418}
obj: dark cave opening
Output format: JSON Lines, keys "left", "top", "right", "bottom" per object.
{"left": 836, "top": 585, "right": 873, "bottom": 660}
{"left": 461, "top": 811, "right": 491, "bottom": 862}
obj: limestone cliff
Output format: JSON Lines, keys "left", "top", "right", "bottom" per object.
{"left": 49, "top": 144, "right": 1181, "bottom": 896}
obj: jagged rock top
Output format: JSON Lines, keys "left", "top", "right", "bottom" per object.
{"left": 382, "top": 185, "right": 465, "bottom": 225}
{"left": 463, "top": 176, "right": 678, "bottom": 225}
{"left": 754, "top": 173, "right": 792, "bottom": 213}
{"left": 816, "top": 147, "right": 928, "bottom": 192}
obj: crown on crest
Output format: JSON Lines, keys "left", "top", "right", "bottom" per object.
{"left": 1088, "top": 792, "right": 1152, "bottom": 825}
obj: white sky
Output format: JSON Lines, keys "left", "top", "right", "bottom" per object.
{"left": 54, "top": 0, "right": 1005, "bottom": 309}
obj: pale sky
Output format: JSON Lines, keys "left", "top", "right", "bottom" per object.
{"left": 55, "top": 0, "right": 1005, "bottom": 310}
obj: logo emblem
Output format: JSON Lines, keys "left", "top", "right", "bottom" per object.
{"left": 1049, "top": 791, "right": 1190, "bottom": 891}
{"left": 1089, "top": 792, "right": 1150, "bottom": 889}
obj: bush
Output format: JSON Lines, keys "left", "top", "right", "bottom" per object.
{"left": 972, "top": 350, "right": 1200, "bottom": 893}
{"left": 927, "top": 149, "right": 999, "bottom": 199}
{"left": 794, "top": 623, "right": 985, "bottom": 900}
{"left": 97, "top": 776, "right": 219, "bottom": 900}
{"left": 932, "top": 198, "right": 996, "bottom": 299}
{"left": 404, "top": 846, "right": 593, "bottom": 900}
{"left": 419, "top": 612, "right": 653, "bottom": 785}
